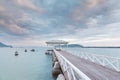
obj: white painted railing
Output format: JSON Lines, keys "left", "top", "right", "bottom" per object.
{"left": 54, "top": 49, "right": 91, "bottom": 80}
{"left": 66, "top": 50, "right": 120, "bottom": 72}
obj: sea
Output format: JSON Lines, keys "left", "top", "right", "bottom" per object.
{"left": 0, "top": 47, "right": 55, "bottom": 80}
{"left": 66, "top": 47, "right": 120, "bottom": 57}
{"left": 0, "top": 47, "right": 120, "bottom": 80}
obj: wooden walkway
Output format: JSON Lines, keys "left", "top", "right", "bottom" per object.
{"left": 58, "top": 50, "right": 120, "bottom": 80}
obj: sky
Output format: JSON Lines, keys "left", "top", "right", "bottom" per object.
{"left": 0, "top": 0, "right": 120, "bottom": 47}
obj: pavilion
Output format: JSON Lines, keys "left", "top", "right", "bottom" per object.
{"left": 46, "top": 40, "right": 69, "bottom": 49}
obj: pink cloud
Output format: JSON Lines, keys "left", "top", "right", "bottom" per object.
{"left": 85, "top": 0, "right": 99, "bottom": 9}
{"left": 70, "top": 0, "right": 106, "bottom": 21}
{"left": 0, "top": 6, "right": 5, "bottom": 11}
{"left": 0, "top": 0, "right": 44, "bottom": 36}
{"left": 0, "top": 19, "right": 28, "bottom": 35}
{"left": 14, "top": 0, "right": 45, "bottom": 13}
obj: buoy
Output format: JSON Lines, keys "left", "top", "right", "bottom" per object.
{"left": 45, "top": 51, "right": 49, "bottom": 55}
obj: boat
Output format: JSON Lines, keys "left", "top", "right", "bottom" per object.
{"left": 15, "top": 51, "right": 19, "bottom": 56}
{"left": 25, "top": 49, "right": 27, "bottom": 52}
{"left": 31, "top": 49, "right": 35, "bottom": 52}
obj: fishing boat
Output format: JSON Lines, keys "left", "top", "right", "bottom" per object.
{"left": 15, "top": 51, "right": 19, "bottom": 56}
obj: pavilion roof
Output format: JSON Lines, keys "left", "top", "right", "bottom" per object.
{"left": 46, "top": 40, "right": 69, "bottom": 44}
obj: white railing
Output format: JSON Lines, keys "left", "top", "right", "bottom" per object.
{"left": 66, "top": 50, "right": 120, "bottom": 72}
{"left": 54, "top": 49, "right": 91, "bottom": 80}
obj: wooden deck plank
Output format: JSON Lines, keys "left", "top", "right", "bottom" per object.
{"left": 58, "top": 50, "right": 120, "bottom": 80}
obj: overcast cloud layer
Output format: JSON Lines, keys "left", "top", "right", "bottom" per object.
{"left": 0, "top": 0, "right": 120, "bottom": 46}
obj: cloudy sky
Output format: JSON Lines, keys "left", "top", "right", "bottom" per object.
{"left": 0, "top": 0, "right": 120, "bottom": 47}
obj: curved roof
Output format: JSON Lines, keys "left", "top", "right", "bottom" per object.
{"left": 46, "top": 40, "right": 69, "bottom": 44}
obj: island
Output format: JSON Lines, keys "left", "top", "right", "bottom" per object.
{"left": 0, "top": 42, "right": 13, "bottom": 48}
{"left": 58, "top": 44, "right": 120, "bottom": 48}
{"left": 59, "top": 44, "right": 84, "bottom": 48}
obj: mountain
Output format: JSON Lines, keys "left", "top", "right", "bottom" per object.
{"left": 59, "top": 44, "right": 84, "bottom": 48}
{"left": 0, "top": 42, "right": 12, "bottom": 48}
{"left": 68, "top": 44, "right": 84, "bottom": 47}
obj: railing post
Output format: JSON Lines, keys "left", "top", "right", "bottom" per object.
{"left": 102, "top": 56, "right": 105, "bottom": 66}
{"left": 70, "top": 67, "right": 77, "bottom": 80}
{"left": 67, "top": 66, "right": 71, "bottom": 80}
{"left": 117, "top": 59, "right": 120, "bottom": 72}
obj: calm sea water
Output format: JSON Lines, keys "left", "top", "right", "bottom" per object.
{"left": 0, "top": 47, "right": 55, "bottom": 80}
{"left": 66, "top": 47, "right": 120, "bottom": 58}
{"left": 1, "top": 47, "right": 120, "bottom": 80}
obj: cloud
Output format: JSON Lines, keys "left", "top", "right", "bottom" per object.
{"left": 0, "top": 6, "right": 5, "bottom": 11}
{"left": 87, "top": 17, "right": 98, "bottom": 27}
{"left": 0, "top": 0, "right": 45, "bottom": 36}
{"left": 0, "top": 19, "right": 28, "bottom": 35}
{"left": 0, "top": 0, "right": 120, "bottom": 46}
{"left": 81, "top": 37, "right": 120, "bottom": 46}
{"left": 14, "top": 0, "right": 44, "bottom": 13}
{"left": 72, "top": 22, "right": 120, "bottom": 46}
{"left": 70, "top": 0, "right": 106, "bottom": 21}
{"left": 84, "top": 0, "right": 104, "bottom": 9}
{"left": 10, "top": 39, "right": 45, "bottom": 47}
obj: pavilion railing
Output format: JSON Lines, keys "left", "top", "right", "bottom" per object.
{"left": 54, "top": 49, "right": 91, "bottom": 80}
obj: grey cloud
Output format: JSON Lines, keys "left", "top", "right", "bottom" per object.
{"left": 0, "top": 0, "right": 120, "bottom": 46}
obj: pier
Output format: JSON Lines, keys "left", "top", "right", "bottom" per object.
{"left": 45, "top": 40, "right": 120, "bottom": 80}
{"left": 54, "top": 49, "right": 120, "bottom": 80}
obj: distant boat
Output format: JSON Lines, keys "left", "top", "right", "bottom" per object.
{"left": 31, "top": 49, "right": 35, "bottom": 52}
{"left": 15, "top": 51, "right": 19, "bottom": 56}
{"left": 25, "top": 49, "right": 27, "bottom": 52}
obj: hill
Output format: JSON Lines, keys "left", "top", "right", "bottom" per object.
{"left": 0, "top": 42, "right": 12, "bottom": 48}
{"left": 60, "top": 44, "right": 84, "bottom": 47}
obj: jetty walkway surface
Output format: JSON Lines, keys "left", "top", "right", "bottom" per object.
{"left": 56, "top": 50, "right": 120, "bottom": 80}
